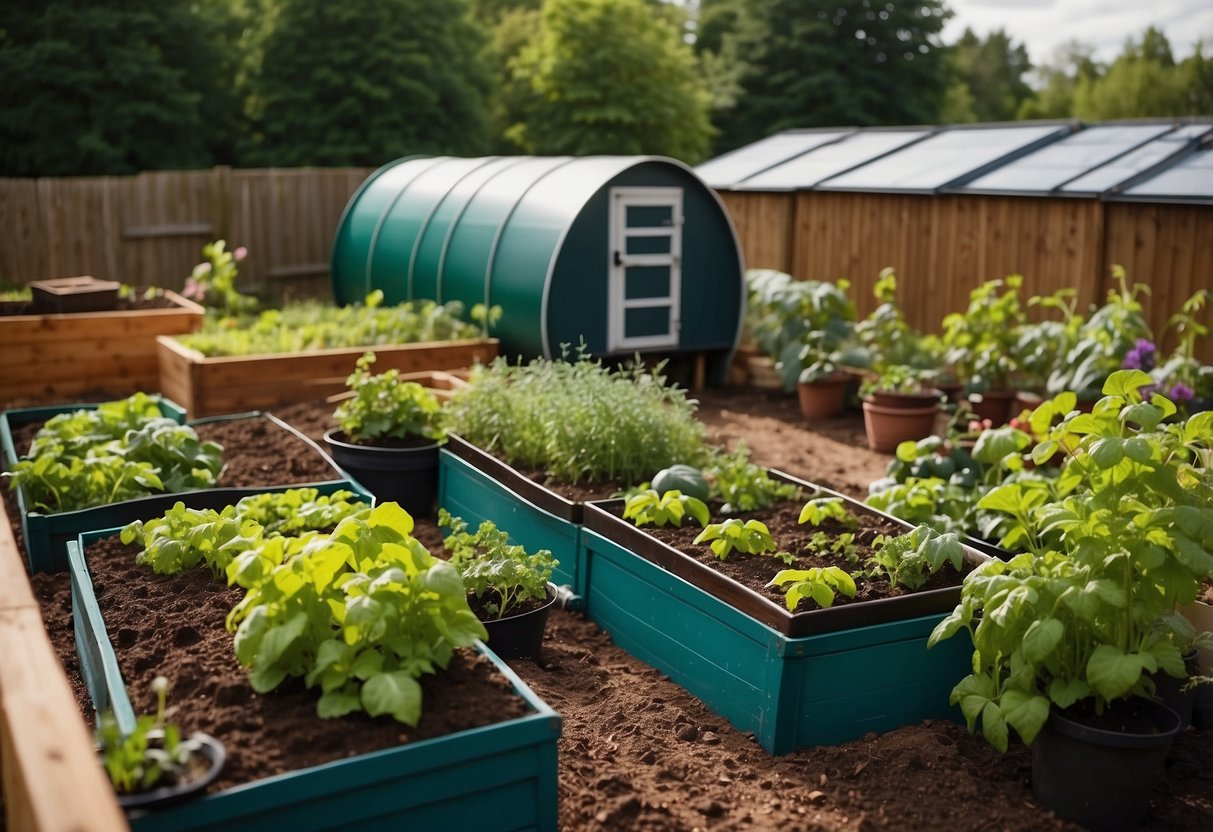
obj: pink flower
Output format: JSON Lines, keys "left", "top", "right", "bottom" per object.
{"left": 182, "top": 277, "right": 203, "bottom": 300}
{"left": 234, "top": 246, "right": 248, "bottom": 262}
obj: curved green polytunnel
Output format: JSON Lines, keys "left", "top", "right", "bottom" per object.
{"left": 331, "top": 155, "right": 745, "bottom": 359}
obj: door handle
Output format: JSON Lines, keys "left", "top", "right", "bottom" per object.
{"left": 613, "top": 250, "right": 623, "bottom": 267}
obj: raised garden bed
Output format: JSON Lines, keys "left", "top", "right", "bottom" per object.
{"left": 2, "top": 402, "right": 360, "bottom": 572}
{"left": 158, "top": 334, "right": 499, "bottom": 418}
{"left": 578, "top": 475, "right": 985, "bottom": 754}
{"left": 0, "top": 290, "right": 204, "bottom": 405}
{"left": 68, "top": 527, "right": 560, "bottom": 831}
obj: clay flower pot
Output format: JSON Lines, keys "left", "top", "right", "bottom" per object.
{"left": 861, "top": 399, "right": 940, "bottom": 453}
{"left": 966, "top": 390, "right": 1017, "bottom": 425}
{"left": 796, "top": 372, "right": 851, "bottom": 420}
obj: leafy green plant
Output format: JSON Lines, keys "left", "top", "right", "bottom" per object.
{"left": 439, "top": 509, "right": 558, "bottom": 619}
{"left": 226, "top": 502, "right": 487, "bottom": 725}
{"left": 176, "top": 291, "right": 483, "bottom": 357}
{"left": 5, "top": 394, "right": 222, "bottom": 514}
{"left": 333, "top": 352, "right": 445, "bottom": 443}
{"left": 693, "top": 518, "right": 776, "bottom": 560}
{"left": 929, "top": 371, "right": 1213, "bottom": 751}
{"left": 768, "top": 566, "right": 857, "bottom": 611}
{"left": 184, "top": 239, "right": 258, "bottom": 316}
{"left": 97, "top": 676, "right": 206, "bottom": 796}
{"left": 853, "top": 269, "right": 929, "bottom": 373}
{"left": 798, "top": 496, "right": 856, "bottom": 528}
{"left": 444, "top": 350, "right": 708, "bottom": 485}
{"left": 231, "top": 488, "right": 370, "bottom": 536}
{"left": 941, "top": 275, "right": 1026, "bottom": 393}
{"left": 804, "top": 530, "right": 859, "bottom": 563}
{"left": 704, "top": 440, "right": 801, "bottom": 512}
{"left": 623, "top": 489, "right": 710, "bottom": 528}
{"left": 858, "top": 364, "right": 937, "bottom": 398}
{"left": 865, "top": 525, "right": 965, "bottom": 591}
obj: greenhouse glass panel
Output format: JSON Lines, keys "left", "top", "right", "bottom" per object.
{"left": 962, "top": 124, "right": 1172, "bottom": 193}
{"left": 819, "top": 124, "right": 1069, "bottom": 191}
{"left": 737, "top": 130, "right": 930, "bottom": 190}
{"left": 1121, "top": 149, "right": 1213, "bottom": 202}
{"left": 1062, "top": 125, "right": 1213, "bottom": 194}
{"left": 694, "top": 131, "right": 852, "bottom": 188}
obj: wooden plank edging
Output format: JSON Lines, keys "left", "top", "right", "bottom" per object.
{"left": 0, "top": 498, "right": 126, "bottom": 832}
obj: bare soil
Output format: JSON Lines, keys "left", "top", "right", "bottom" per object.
{"left": 16, "top": 389, "right": 1213, "bottom": 830}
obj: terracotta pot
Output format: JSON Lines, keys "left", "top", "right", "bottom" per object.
{"left": 934, "top": 382, "right": 965, "bottom": 402}
{"left": 967, "top": 390, "right": 1016, "bottom": 425}
{"left": 1013, "top": 390, "right": 1043, "bottom": 416}
{"left": 866, "top": 388, "right": 943, "bottom": 409}
{"left": 861, "top": 400, "right": 940, "bottom": 454}
{"left": 796, "top": 373, "right": 850, "bottom": 420}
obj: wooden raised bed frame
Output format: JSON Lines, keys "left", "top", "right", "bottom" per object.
{"left": 0, "top": 290, "right": 204, "bottom": 405}
{"left": 158, "top": 335, "right": 499, "bottom": 418}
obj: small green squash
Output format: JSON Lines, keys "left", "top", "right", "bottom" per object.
{"left": 650, "top": 464, "right": 710, "bottom": 502}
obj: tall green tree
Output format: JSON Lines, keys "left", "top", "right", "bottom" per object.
{"left": 506, "top": 0, "right": 714, "bottom": 162}
{"left": 1016, "top": 40, "right": 1102, "bottom": 120}
{"left": 946, "top": 28, "right": 1032, "bottom": 123}
{"left": 0, "top": 0, "right": 238, "bottom": 176}
{"left": 700, "top": 0, "right": 952, "bottom": 154}
{"left": 247, "top": 0, "right": 492, "bottom": 165}
{"left": 1073, "top": 28, "right": 1192, "bottom": 119}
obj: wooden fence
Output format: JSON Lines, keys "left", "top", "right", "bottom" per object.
{"left": 0, "top": 167, "right": 374, "bottom": 300}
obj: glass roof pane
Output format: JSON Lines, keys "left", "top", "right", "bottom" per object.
{"left": 1061, "top": 124, "right": 1213, "bottom": 194}
{"left": 695, "top": 131, "right": 852, "bottom": 188}
{"left": 819, "top": 124, "right": 1069, "bottom": 191}
{"left": 962, "top": 124, "right": 1172, "bottom": 193}
{"left": 737, "top": 130, "right": 931, "bottom": 190}
{"left": 1122, "top": 149, "right": 1213, "bottom": 201}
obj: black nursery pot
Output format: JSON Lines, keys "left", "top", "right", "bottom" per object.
{"left": 480, "top": 583, "right": 559, "bottom": 661}
{"left": 1032, "top": 698, "right": 1181, "bottom": 832}
{"left": 113, "top": 732, "right": 225, "bottom": 814}
{"left": 323, "top": 430, "right": 439, "bottom": 517}
{"left": 1151, "top": 648, "right": 1200, "bottom": 729}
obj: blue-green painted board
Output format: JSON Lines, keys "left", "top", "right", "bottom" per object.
{"left": 69, "top": 524, "right": 560, "bottom": 831}
{"left": 438, "top": 450, "right": 583, "bottom": 595}
{"left": 580, "top": 527, "right": 968, "bottom": 754}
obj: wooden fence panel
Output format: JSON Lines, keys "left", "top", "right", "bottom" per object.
{"left": 0, "top": 178, "right": 49, "bottom": 283}
{"left": 716, "top": 191, "right": 794, "bottom": 273}
{"left": 116, "top": 169, "right": 221, "bottom": 289}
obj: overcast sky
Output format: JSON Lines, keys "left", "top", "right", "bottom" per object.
{"left": 943, "top": 0, "right": 1213, "bottom": 67}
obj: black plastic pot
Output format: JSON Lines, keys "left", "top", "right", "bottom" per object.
{"left": 323, "top": 429, "right": 439, "bottom": 517}
{"left": 480, "top": 583, "right": 559, "bottom": 660}
{"left": 1032, "top": 698, "right": 1181, "bottom": 832}
{"left": 112, "top": 731, "right": 225, "bottom": 814}
{"left": 1152, "top": 649, "right": 1199, "bottom": 729}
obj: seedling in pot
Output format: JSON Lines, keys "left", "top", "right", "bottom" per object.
{"left": 439, "top": 509, "right": 558, "bottom": 620}
{"left": 334, "top": 352, "right": 446, "bottom": 444}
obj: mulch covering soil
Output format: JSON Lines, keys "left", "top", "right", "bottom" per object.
{"left": 18, "top": 393, "right": 1213, "bottom": 829}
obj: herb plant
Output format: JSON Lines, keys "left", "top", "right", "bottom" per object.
{"left": 768, "top": 567, "right": 857, "bottom": 611}
{"left": 444, "top": 350, "right": 708, "bottom": 485}
{"left": 693, "top": 518, "right": 777, "bottom": 560}
{"left": 704, "top": 440, "right": 801, "bottom": 512}
{"left": 5, "top": 394, "right": 222, "bottom": 514}
{"left": 97, "top": 676, "right": 205, "bottom": 796}
{"left": 333, "top": 352, "right": 446, "bottom": 443}
{"left": 623, "top": 489, "right": 710, "bottom": 528}
{"left": 940, "top": 276, "right": 1026, "bottom": 392}
{"left": 439, "top": 509, "right": 558, "bottom": 619}
{"left": 865, "top": 525, "right": 964, "bottom": 591}
{"left": 226, "top": 502, "right": 487, "bottom": 725}
{"left": 804, "top": 530, "right": 859, "bottom": 563}
{"left": 929, "top": 371, "right": 1213, "bottom": 751}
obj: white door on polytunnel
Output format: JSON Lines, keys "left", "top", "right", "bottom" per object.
{"left": 607, "top": 187, "right": 683, "bottom": 351}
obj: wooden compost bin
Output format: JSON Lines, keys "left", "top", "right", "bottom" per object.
{"left": 0, "top": 290, "right": 204, "bottom": 405}
{"left": 157, "top": 336, "right": 499, "bottom": 418}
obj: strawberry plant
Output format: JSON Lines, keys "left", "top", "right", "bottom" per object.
{"left": 226, "top": 502, "right": 486, "bottom": 726}
{"left": 693, "top": 518, "right": 777, "bottom": 560}
{"left": 929, "top": 370, "right": 1213, "bottom": 751}
{"left": 5, "top": 394, "right": 222, "bottom": 514}
{"left": 623, "top": 489, "right": 710, "bottom": 529}
{"left": 439, "top": 509, "right": 558, "bottom": 619}
{"left": 768, "top": 566, "right": 857, "bottom": 611}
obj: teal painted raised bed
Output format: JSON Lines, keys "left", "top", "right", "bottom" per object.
{"left": 4, "top": 409, "right": 358, "bottom": 573}
{"left": 438, "top": 435, "right": 585, "bottom": 596}
{"left": 578, "top": 476, "right": 984, "bottom": 754}
{"left": 69, "top": 527, "right": 561, "bottom": 832}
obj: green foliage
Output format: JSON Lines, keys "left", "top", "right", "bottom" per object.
{"left": 0, "top": 0, "right": 239, "bottom": 175}
{"left": 439, "top": 509, "right": 557, "bottom": 619}
{"left": 853, "top": 270, "right": 929, "bottom": 374}
{"left": 185, "top": 240, "right": 257, "bottom": 316}
{"left": 941, "top": 276, "right": 1026, "bottom": 393}
{"left": 444, "top": 352, "right": 709, "bottom": 485}
{"left": 693, "top": 518, "right": 776, "bottom": 560}
{"left": 865, "top": 525, "right": 964, "bottom": 591}
{"left": 623, "top": 489, "right": 710, "bottom": 529}
{"left": 227, "top": 502, "right": 487, "bottom": 725}
{"left": 177, "top": 294, "right": 481, "bottom": 357}
{"left": 768, "top": 566, "right": 857, "bottom": 611}
{"left": 97, "top": 676, "right": 205, "bottom": 796}
{"left": 650, "top": 464, "right": 710, "bottom": 502}
{"left": 5, "top": 394, "right": 222, "bottom": 514}
{"left": 246, "top": 0, "right": 491, "bottom": 165}
{"left": 804, "top": 530, "right": 859, "bottom": 564}
{"left": 704, "top": 440, "right": 801, "bottom": 513}
{"left": 701, "top": 0, "right": 951, "bottom": 154}
{"left": 859, "top": 364, "right": 936, "bottom": 398}
{"left": 945, "top": 28, "right": 1033, "bottom": 123}
{"left": 333, "top": 353, "right": 445, "bottom": 443}
{"left": 506, "top": 0, "right": 714, "bottom": 162}
{"left": 797, "top": 496, "right": 856, "bottom": 529}
{"left": 930, "top": 372, "right": 1213, "bottom": 751}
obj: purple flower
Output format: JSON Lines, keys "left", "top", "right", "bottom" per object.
{"left": 1135, "top": 339, "right": 1156, "bottom": 354}
{"left": 1121, "top": 351, "right": 1142, "bottom": 370}
{"left": 1169, "top": 383, "right": 1194, "bottom": 403}
{"left": 1121, "top": 339, "right": 1157, "bottom": 371}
